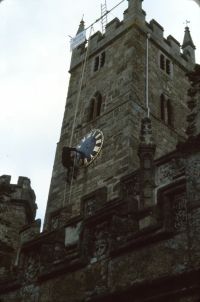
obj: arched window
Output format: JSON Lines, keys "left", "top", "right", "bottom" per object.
{"left": 160, "top": 94, "right": 173, "bottom": 127}
{"left": 88, "top": 92, "right": 102, "bottom": 122}
{"left": 93, "top": 52, "right": 106, "bottom": 72}
{"left": 159, "top": 53, "right": 173, "bottom": 77}
{"left": 88, "top": 98, "right": 95, "bottom": 121}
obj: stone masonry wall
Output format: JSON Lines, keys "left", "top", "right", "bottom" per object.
{"left": 0, "top": 175, "right": 37, "bottom": 280}
{"left": 44, "top": 2, "right": 194, "bottom": 229}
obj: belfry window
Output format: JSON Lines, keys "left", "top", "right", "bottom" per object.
{"left": 159, "top": 53, "right": 172, "bottom": 76}
{"left": 88, "top": 92, "right": 102, "bottom": 122}
{"left": 160, "top": 94, "right": 173, "bottom": 126}
{"left": 93, "top": 52, "right": 106, "bottom": 72}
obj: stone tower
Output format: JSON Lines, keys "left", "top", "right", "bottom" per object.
{"left": 0, "top": 175, "right": 37, "bottom": 281}
{"left": 44, "top": 0, "right": 195, "bottom": 230}
{"left": 2, "top": 1, "right": 200, "bottom": 302}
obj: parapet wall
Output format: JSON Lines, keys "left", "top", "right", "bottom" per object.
{"left": 70, "top": 2, "right": 194, "bottom": 72}
{"left": 0, "top": 174, "right": 37, "bottom": 225}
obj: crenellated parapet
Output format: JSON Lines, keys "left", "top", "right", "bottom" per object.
{"left": 149, "top": 19, "right": 164, "bottom": 39}
{"left": 0, "top": 175, "right": 38, "bottom": 284}
{"left": 148, "top": 19, "right": 181, "bottom": 56}
{"left": 105, "top": 17, "right": 121, "bottom": 35}
{"left": 70, "top": 2, "right": 195, "bottom": 73}
{"left": 0, "top": 175, "right": 37, "bottom": 223}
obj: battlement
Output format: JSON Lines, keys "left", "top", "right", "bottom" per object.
{"left": 0, "top": 174, "right": 31, "bottom": 189}
{"left": 149, "top": 19, "right": 164, "bottom": 38}
{"left": 167, "top": 35, "right": 181, "bottom": 53}
{"left": 0, "top": 174, "right": 36, "bottom": 223}
{"left": 105, "top": 17, "right": 121, "bottom": 34}
{"left": 88, "top": 31, "right": 103, "bottom": 53}
{"left": 70, "top": 2, "right": 194, "bottom": 73}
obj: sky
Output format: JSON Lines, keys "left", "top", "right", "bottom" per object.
{"left": 0, "top": 0, "right": 200, "bottom": 223}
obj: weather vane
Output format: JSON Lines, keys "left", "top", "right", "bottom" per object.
{"left": 184, "top": 20, "right": 190, "bottom": 27}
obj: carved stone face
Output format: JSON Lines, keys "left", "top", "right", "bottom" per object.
{"left": 94, "top": 237, "right": 107, "bottom": 258}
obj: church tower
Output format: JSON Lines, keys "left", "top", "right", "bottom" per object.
{"left": 44, "top": 0, "right": 195, "bottom": 230}
{"left": 2, "top": 1, "right": 200, "bottom": 302}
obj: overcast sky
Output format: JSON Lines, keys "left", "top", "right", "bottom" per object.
{"left": 0, "top": 0, "right": 200, "bottom": 223}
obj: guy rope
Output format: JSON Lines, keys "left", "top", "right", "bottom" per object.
{"left": 63, "top": 26, "right": 94, "bottom": 207}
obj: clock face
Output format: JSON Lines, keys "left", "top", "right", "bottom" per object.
{"left": 76, "top": 129, "right": 104, "bottom": 166}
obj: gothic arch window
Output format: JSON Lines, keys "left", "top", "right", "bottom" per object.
{"left": 88, "top": 92, "right": 102, "bottom": 122}
{"left": 160, "top": 94, "right": 173, "bottom": 127}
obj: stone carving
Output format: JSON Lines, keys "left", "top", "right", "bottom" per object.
{"left": 23, "top": 253, "right": 40, "bottom": 284}
{"left": 173, "top": 193, "right": 187, "bottom": 232}
{"left": 92, "top": 222, "right": 109, "bottom": 262}
{"left": 50, "top": 206, "right": 72, "bottom": 230}
{"left": 157, "top": 158, "right": 185, "bottom": 186}
{"left": 121, "top": 173, "right": 139, "bottom": 199}
{"left": 81, "top": 187, "right": 107, "bottom": 218}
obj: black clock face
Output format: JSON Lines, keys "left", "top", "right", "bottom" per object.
{"left": 76, "top": 129, "right": 104, "bottom": 166}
